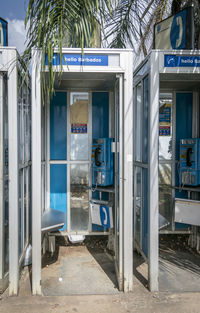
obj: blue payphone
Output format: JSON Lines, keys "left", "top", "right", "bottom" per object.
{"left": 179, "top": 138, "right": 200, "bottom": 186}
{"left": 92, "top": 138, "right": 114, "bottom": 186}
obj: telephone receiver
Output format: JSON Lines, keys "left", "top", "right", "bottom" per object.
{"left": 175, "top": 16, "right": 183, "bottom": 48}
{"left": 102, "top": 207, "right": 108, "bottom": 225}
{"left": 186, "top": 147, "right": 192, "bottom": 167}
{"left": 95, "top": 147, "right": 101, "bottom": 166}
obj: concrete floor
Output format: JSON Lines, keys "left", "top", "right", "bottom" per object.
{"left": 18, "top": 241, "right": 200, "bottom": 296}
{"left": 159, "top": 247, "right": 200, "bottom": 292}
{"left": 41, "top": 245, "right": 118, "bottom": 296}
{"left": 1, "top": 243, "right": 200, "bottom": 313}
{"left": 134, "top": 247, "right": 200, "bottom": 292}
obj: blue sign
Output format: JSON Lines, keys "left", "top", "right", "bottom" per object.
{"left": 45, "top": 53, "right": 108, "bottom": 66}
{"left": 164, "top": 55, "right": 200, "bottom": 67}
{"left": 154, "top": 7, "right": 194, "bottom": 50}
{"left": 100, "top": 205, "right": 111, "bottom": 228}
{"left": 170, "top": 9, "right": 186, "bottom": 50}
{"left": 0, "top": 18, "right": 8, "bottom": 46}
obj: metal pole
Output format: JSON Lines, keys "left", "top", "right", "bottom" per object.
{"left": 148, "top": 51, "right": 159, "bottom": 292}
{"left": 31, "top": 49, "right": 42, "bottom": 295}
{"left": 8, "top": 49, "right": 19, "bottom": 295}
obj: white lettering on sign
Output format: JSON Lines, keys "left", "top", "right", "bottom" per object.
{"left": 64, "top": 56, "right": 102, "bottom": 63}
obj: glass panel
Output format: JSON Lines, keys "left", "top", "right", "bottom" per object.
{"left": 18, "top": 170, "right": 23, "bottom": 257}
{"left": 159, "top": 164, "right": 172, "bottom": 223}
{"left": 159, "top": 93, "right": 172, "bottom": 160}
{"left": 142, "top": 168, "right": 148, "bottom": 256}
{"left": 136, "top": 83, "right": 142, "bottom": 162}
{"left": 3, "top": 75, "right": 9, "bottom": 274}
{"left": 135, "top": 167, "right": 142, "bottom": 246}
{"left": 23, "top": 86, "right": 27, "bottom": 162}
{"left": 18, "top": 81, "right": 23, "bottom": 165}
{"left": 70, "top": 93, "right": 89, "bottom": 161}
{"left": 24, "top": 168, "right": 27, "bottom": 244}
{"left": 70, "top": 164, "right": 89, "bottom": 231}
{"left": 28, "top": 167, "right": 31, "bottom": 238}
{"left": 143, "top": 76, "right": 149, "bottom": 163}
{"left": 134, "top": 60, "right": 150, "bottom": 85}
{"left": 28, "top": 92, "right": 31, "bottom": 162}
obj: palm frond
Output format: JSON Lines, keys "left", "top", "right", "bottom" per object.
{"left": 23, "top": 0, "right": 111, "bottom": 103}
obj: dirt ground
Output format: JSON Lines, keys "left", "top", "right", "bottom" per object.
{"left": 1, "top": 281, "right": 200, "bottom": 313}
{"left": 1, "top": 236, "right": 200, "bottom": 313}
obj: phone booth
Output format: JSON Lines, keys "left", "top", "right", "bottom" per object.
{"left": 133, "top": 49, "right": 200, "bottom": 292}
{"left": 31, "top": 48, "right": 133, "bottom": 295}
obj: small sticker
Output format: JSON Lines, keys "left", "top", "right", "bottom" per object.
{"left": 71, "top": 123, "right": 87, "bottom": 134}
{"left": 159, "top": 126, "right": 171, "bottom": 136}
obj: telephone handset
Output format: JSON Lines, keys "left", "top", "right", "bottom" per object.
{"left": 95, "top": 147, "right": 101, "bottom": 167}
{"left": 175, "top": 16, "right": 183, "bottom": 48}
{"left": 186, "top": 147, "right": 192, "bottom": 167}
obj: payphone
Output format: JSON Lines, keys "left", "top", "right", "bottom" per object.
{"left": 91, "top": 138, "right": 114, "bottom": 187}
{"left": 179, "top": 138, "right": 200, "bottom": 186}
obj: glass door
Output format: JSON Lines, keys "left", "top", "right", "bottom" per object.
{"left": 68, "top": 92, "right": 91, "bottom": 233}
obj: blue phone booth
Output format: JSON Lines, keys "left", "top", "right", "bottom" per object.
{"left": 92, "top": 138, "right": 114, "bottom": 186}
{"left": 179, "top": 138, "right": 200, "bottom": 186}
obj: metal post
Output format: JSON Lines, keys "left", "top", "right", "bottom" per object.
{"left": 148, "top": 51, "right": 159, "bottom": 292}
{"left": 32, "top": 49, "right": 42, "bottom": 295}
{"left": 8, "top": 49, "right": 19, "bottom": 295}
{"left": 0, "top": 73, "right": 4, "bottom": 281}
{"left": 122, "top": 52, "right": 133, "bottom": 292}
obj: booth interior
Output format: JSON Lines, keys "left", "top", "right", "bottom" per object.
{"left": 30, "top": 49, "right": 133, "bottom": 296}
{"left": 133, "top": 50, "right": 200, "bottom": 292}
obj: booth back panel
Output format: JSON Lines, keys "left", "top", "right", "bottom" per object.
{"left": 92, "top": 92, "right": 109, "bottom": 231}
{"left": 175, "top": 92, "right": 192, "bottom": 229}
{"left": 50, "top": 164, "right": 67, "bottom": 230}
{"left": 50, "top": 92, "right": 67, "bottom": 160}
{"left": 92, "top": 92, "right": 109, "bottom": 138}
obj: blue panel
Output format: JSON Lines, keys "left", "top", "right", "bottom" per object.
{"left": 92, "top": 92, "right": 109, "bottom": 138}
{"left": 175, "top": 93, "right": 192, "bottom": 199}
{"left": 92, "top": 92, "right": 109, "bottom": 231}
{"left": 50, "top": 164, "right": 67, "bottom": 231}
{"left": 0, "top": 18, "right": 8, "bottom": 46}
{"left": 50, "top": 92, "right": 67, "bottom": 160}
{"left": 175, "top": 93, "right": 192, "bottom": 229}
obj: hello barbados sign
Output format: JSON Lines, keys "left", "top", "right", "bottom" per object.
{"left": 164, "top": 54, "right": 200, "bottom": 67}
{"left": 45, "top": 53, "right": 108, "bottom": 66}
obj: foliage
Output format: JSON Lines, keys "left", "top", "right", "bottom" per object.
{"left": 104, "top": 0, "right": 170, "bottom": 56}
{"left": 23, "top": 0, "right": 200, "bottom": 101}
{"left": 23, "top": 0, "right": 111, "bottom": 103}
